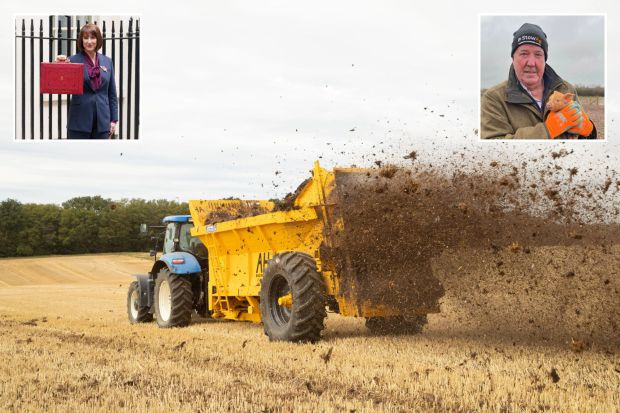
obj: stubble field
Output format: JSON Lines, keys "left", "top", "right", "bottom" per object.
{"left": 0, "top": 252, "right": 618, "bottom": 412}
{"left": 581, "top": 97, "right": 604, "bottom": 139}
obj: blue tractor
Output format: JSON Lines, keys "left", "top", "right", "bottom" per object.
{"left": 127, "top": 215, "right": 209, "bottom": 327}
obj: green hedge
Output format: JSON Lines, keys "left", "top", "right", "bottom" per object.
{"left": 574, "top": 85, "right": 604, "bottom": 97}
{"left": 0, "top": 197, "right": 189, "bottom": 257}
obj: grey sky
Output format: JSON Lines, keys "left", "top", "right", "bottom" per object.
{"left": 481, "top": 15, "right": 605, "bottom": 89}
{"left": 0, "top": 1, "right": 618, "bottom": 205}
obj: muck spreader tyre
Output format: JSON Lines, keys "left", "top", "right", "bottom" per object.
{"left": 127, "top": 281, "right": 153, "bottom": 324}
{"left": 154, "top": 268, "right": 193, "bottom": 328}
{"left": 260, "top": 252, "right": 326, "bottom": 342}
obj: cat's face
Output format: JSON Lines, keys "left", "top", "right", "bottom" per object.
{"left": 546, "top": 91, "right": 574, "bottom": 112}
{"left": 513, "top": 44, "right": 545, "bottom": 88}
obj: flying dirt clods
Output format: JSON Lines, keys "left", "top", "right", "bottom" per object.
{"left": 322, "top": 149, "right": 619, "bottom": 348}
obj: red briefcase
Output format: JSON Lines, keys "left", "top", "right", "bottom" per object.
{"left": 40, "top": 63, "right": 84, "bottom": 94}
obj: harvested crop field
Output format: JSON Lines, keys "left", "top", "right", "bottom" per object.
{"left": 1, "top": 253, "right": 618, "bottom": 412}
{"left": 581, "top": 97, "right": 604, "bottom": 139}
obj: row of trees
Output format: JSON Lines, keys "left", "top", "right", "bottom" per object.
{"left": 0, "top": 197, "right": 189, "bottom": 257}
{"left": 574, "top": 85, "right": 604, "bottom": 97}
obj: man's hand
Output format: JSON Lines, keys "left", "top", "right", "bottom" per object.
{"left": 567, "top": 101, "right": 594, "bottom": 137}
{"left": 109, "top": 122, "right": 117, "bottom": 137}
{"left": 545, "top": 105, "right": 582, "bottom": 139}
{"left": 55, "top": 55, "right": 69, "bottom": 63}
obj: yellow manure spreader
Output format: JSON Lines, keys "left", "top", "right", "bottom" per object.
{"left": 128, "top": 161, "right": 439, "bottom": 342}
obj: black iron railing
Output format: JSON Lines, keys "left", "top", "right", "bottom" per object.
{"left": 15, "top": 16, "right": 140, "bottom": 140}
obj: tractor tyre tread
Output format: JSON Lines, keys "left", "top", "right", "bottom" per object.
{"left": 154, "top": 268, "right": 193, "bottom": 328}
{"left": 127, "top": 281, "right": 153, "bottom": 324}
{"left": 260, "top": 251, "right": 326, "bottom": 342}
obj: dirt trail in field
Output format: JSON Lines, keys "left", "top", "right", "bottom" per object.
{"left": 326, "top": 151, "right": 620, "bottom": 348}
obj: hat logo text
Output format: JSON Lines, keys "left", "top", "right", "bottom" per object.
{"left": 518, "top": 35, "right": 542, "bottom": 45}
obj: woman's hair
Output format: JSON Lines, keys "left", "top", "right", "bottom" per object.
{"left": 77, "top": 23, "right": 103, "bottom": 52}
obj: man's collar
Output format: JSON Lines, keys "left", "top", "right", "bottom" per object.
{"left": 505, "top": 63, "right": 563, "bottom": 104}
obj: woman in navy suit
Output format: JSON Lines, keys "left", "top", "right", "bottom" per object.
{"left": 57, "top": 24, "right": 118, "bottom": 139}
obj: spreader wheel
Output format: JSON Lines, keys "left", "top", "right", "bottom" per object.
{"left": 260, "top": 252, "right": 327, "bottom": 342}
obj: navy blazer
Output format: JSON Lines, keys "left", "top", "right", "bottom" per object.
{"left": 67, "top": 52, "right": 119, "bottom": 133}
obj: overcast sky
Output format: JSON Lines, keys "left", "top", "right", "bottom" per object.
{"left": 1, "top": 1, "right": 618, "bottom": 205}
{"left": 481, "top": 15, "right": 605, "bottom": 89}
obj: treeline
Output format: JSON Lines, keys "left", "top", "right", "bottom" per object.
{"left": 0, "top": 197, "right": 189, "bottom": 257}
{"left": 574, "top": 85, "right": 604, "bottom": 97}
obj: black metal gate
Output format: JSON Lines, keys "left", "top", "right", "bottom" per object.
{"left": 15, "top": 16, "right": 140, "bottom": 140}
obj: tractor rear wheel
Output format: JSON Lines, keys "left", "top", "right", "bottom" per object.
{"left": 365, "top": 315, "right": 427, "bottom": 335}
{"left": 127, "top": 281, "right": 153, "bottom": 324}
{"left": 260, "top": 252, "right": 326, "bottom": 342}
{"left": 154, "top": 268, "right": 193, "bottom": 328}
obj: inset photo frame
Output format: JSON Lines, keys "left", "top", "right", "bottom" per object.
{"left": 14, "top": 15, "right": 141, "bottom": 140}
{"left": 479, "top": 14, "right": 605, "bottom": 141}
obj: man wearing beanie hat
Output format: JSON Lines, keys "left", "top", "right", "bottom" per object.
{"left": 481, "top": 23, "right": 596, "bottom": 139}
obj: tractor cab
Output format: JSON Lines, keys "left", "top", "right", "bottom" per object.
{"left": 161, "top": 215, "right": 208, "bottom": 259}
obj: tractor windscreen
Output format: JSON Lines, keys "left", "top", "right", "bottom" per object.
{"left": 179, "top": 223, "right": 208, "bottom": 259}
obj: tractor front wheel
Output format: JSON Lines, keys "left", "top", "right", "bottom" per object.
{"left": 154, "top": 268, "right": 193, "bottom": 328}
{"left": 127, "top": 281, "right": 153, "bottom": 324}
{"left": 260, "top": 252, "right": 326, "bottom": 342}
